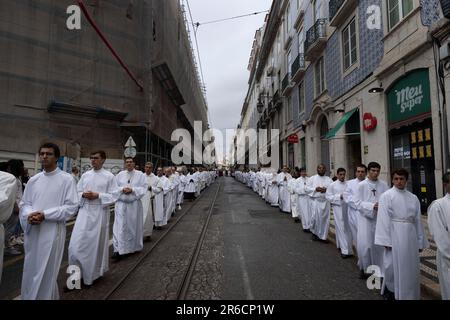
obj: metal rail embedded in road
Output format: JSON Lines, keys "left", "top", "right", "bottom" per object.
{"left": 102, "top": 180, "right": 222, "bottom": 300}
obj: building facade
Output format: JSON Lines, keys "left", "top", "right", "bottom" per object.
{"left": 240, "top": 0, "right": 448, "bottom": 209}
{"left": 0, "top": 0, "right": 208, "bottom": 174}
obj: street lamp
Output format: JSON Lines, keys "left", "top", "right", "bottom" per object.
{"left": 369, "top": 83, "right": 384, "bottom": 93}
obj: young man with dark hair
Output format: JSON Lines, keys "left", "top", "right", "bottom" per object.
{"left": 68, "top": 150, "right": 119, "bottom": 287}
{"left": 295, "top": 167, "right": 310, "bottom": 232}
{"left": 375, "top": 168, "right": 428, "bottom": 300}
{"left": 343, "top": 164, "right": 367, "bottom": 256}
{"left": 326, "top": 168, "right": 353, "bottom": 258}
{"left": 19, "top": 142, "right": 78, "bottom": 299}
{"left": 306, "top": 164, "right": 333, "bottom": 242}
{"left": 428, "top": 172, "right": 450, "bottom": 300}
{"left": 112, "top": 157, "right": 148, "bottom": 260}
{"left": 355, "top": 161, "right": 389, "bottom": 280}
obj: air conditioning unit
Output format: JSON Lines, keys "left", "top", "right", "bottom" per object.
{"left": 440, "top": 0, "right": 450, "bottom": 19}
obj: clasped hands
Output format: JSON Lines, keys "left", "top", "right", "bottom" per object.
{"left": 315, "top": 187, "right": 327, "bottom": 193}
{"left": 82, "top": 191, "right": 99, "bottom": 200}
{"left": 27, "top": 211, "right": 45, "bottom": 225}
{"left": 123, "top": 187, "right": 133, "bottom": 194}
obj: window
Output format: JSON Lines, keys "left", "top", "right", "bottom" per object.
{"left": 286, "top": 2, "right": 291, "bottom": 34}
{"left": 298, "top": 29, "right": 304, "bottom": 55}
{"left": 387, "top": 0, "right": 414, "bottom": 30}
{"left": 287, "top": 96, "right": 293, "bottom": 123}
{"left": 300, "top": 137, "right": 306, "bottom": 168}
{"left": 315, "top": 57, "right": 325, "bottom": 96}
{"left": 287, "top": 48, "right": 293, "bottom": 71}
{"left": 298, "top": 81, "right": 305, "bottom": 114}
{"left": 342, "top": 17, "right": 358, "bottom": 71}
{"left": 313, "top": 0, "right": 323, "bottom": 22}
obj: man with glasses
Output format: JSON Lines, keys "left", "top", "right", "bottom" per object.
{"left": 68, "top": 151, "right": 119, "bottom": 287}
{"left": 19, "top": 143, "right": 78, "bottom": 299}
{"left": 112, "top": 157, "right": 148, "bottom": 261}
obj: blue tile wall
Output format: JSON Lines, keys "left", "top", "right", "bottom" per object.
{"left": 294, "top": 0, "right": 384, "bottom": 127}
{"left": 420, "top": 0, "right": 441, "bottom": 27}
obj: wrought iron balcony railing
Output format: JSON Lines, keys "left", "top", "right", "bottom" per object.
{"left": 304, "top": 18, "right": 327, "bottom": 54}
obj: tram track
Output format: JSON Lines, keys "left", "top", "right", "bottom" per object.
{"left": 103, "top": 179, "right": 222, "bottom": 300}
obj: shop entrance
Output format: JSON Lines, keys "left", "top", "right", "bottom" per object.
{"left": 389, "top": 118, "right": 436, "bottom": 213}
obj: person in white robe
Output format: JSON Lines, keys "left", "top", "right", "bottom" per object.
{"left": 0, "top": 171, "right": 17, "bottom": 285}
{"left": 306, "top": 164, "right": 332, "bottom": 241}
{"left": 176, "top": 168, "right": 186, "bottom": 210}
{"left": 162, "top": 168, "right": 174, "bottom": 223}
{"left": 288, "top": 170, "right": 300, "bottom": 222}
{"left": 355, "top": 162, "right": 389, "bottom": 278}
{"left": 141, "top": 162, "right": 159, "bottom": 241}
{"left": 277, "top": 166, "right": 292, "bottom": 213}
{"left": 258, "top": 171, "right": 266, "bottom": 199}
{"left": 169, "top": 168, "right": 179, "bottom": 217}
{"left": 326, "top": 168, "right": 353, "bottom": 258}
{"left": 266, "top": 171, "right": 279, "bottom": 207}
{"left": 427, "top": 172, "right": 450, "bottom": 300}
{"left": 375, "top": 169, "right": 428, "bottom": 300}
{"left": 113, "top": 157, "right": 148, "bottom": 259}
{"left": 153, "top": 168, "right": 166, "bottom": 229}
{"left": 194, "top": 169, "right": 201, "bottom": 197}
{"left": 343, "top": 165, "right": 367, "bottom": 250}
{"left": 295, "top": 168, "right": 310, "bottom": 232}
{"left": 19, "top": 143, "right": 79, "bottom": 300}
{"left": 184, "top": 168, "right": 197, "bottom": 201}
{"left": 68, "top": 151, "right": 119, "bottom": 286}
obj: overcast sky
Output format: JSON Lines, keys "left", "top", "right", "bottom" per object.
{"left": 187, "top": 0, "right": 272, "bottom": 160}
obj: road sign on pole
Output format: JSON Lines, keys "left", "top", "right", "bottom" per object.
{"left": 125, "top": 136, "right": 137, "bottom": 148}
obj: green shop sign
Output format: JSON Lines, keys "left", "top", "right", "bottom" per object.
{"left": 386, "top": 69, "right": 431, "bottom": 123}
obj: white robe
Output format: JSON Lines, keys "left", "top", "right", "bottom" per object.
{"left": 152, "top": 176, "right": 165, "bottom": 227}
{"left": 343, "top": 178, "right": 364, "bottom": 248}
{"left": 177, "top": 174, "right": 186, "bottom": 205}
{"left": 68, "top": 169, "right": 119, "bottom": 285}
{"left": 306, "top": 175, "right": 332, "bottom": 240}
{"left": 427, "top": 194, "right": 450, "bottom": 300}
{"left": 266, "top": 173, "right": 279, "bottom": 207}
{"left": 375, "top": 187, "right": 428, "bottom": 300}
{"left": 258, "top": 172, "right": 266, "bottom": 198}
{"left": 288, "top": 178, "right": 299, "bottom": 218}
{"left": 0, "top": 172, "right": 17, "bottom": 285}
{"left": 113, "top": 170, "right": 148, "bottom": 255}
{"left": 295, "top": 176, "right": 310, "bottom": 230}
{"left": 355, "top": 178, "right": 389, "bottom": 273}
{"left": 277, "top": 173, "right": 292, "bottom": 213}
{"left": 169, "top": 175, "right": 178, "bottom": 215}
{"left": 160, "top": 175, "right": 173, "bottom": 224}
{"left": 326, "top": 180, "right": 353, "bottom": 255}
{"left": 184, "top": 173, "right": 196, "bottom": 194}
{"left": 19, "top": 168, "right": 79, "bottom": 300}
{"left": 141, "top": 173, "right": 159, "bottom": 237}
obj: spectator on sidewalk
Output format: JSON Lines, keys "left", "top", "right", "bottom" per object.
{"left": 428, "top": 172, "right": 450, "bottom": 300}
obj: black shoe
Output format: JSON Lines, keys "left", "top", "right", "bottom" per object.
{"left": 294, "top": 218, "right": 300, "bottom": 223}
{"left": 312, "top": 234, "right": 319, "bottom": 241}
{"left": 303, "top": 229, "right": 311, "bottom": 233}
{"left": 156, "top": 226, "right": 163, "bottom": 230}
{"left": 144, "top": 236, "right": 152, "bottom": 243}
{"left": 112, "top": 252, "right": 122, "bottom": 261}
{"left": 340, "top": 254, "right": 353, "bottom": 259}
{"left": 359, "top": 270, "right": 370, "bottom": 280}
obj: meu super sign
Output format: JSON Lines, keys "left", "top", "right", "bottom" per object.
{"left": 396, "top": 85, "right": 424, "bottom": 114}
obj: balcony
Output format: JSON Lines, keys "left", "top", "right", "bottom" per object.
{"left": 304, "top": 18, "right": 328, "bottom": 62}
{"left": 282, "top": 73, "right": 294, "bottom": 96}
{"left": 272, "top": 90, "right": 282, "bottom": 110}
{"left": 291, "top": 54, "right": 306, "bottom": 83}
{"left": 329, "top": 0, "right": 358, "bottom": 27}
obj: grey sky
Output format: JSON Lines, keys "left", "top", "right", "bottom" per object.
{"left": 187, "top": 0, "right": 272, "bottom": 132}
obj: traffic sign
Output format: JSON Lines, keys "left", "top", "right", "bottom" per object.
{"left": 125, "top": 136, "right": 136, "bottom": 148}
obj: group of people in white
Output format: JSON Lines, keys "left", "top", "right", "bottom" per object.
{"left": 234, "top": 162, "right": 450, "bottom": 300}
{"left": 0, "top": 142, "right": 217, "bottom": 300}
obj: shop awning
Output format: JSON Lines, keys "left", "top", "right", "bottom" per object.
{"left": 324, "top": 108, "right": 358, "bottom": 139}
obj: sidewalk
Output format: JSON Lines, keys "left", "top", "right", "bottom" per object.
{"left": 328, "top": 214, "right": 442, "bottom": 299}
